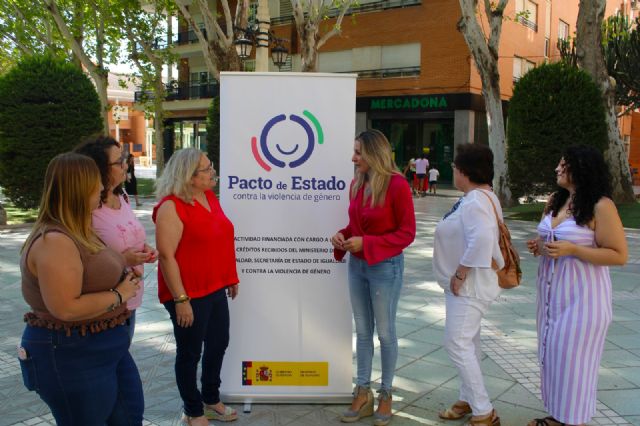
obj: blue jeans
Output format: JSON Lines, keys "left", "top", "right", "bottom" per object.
{"left": 127, "top": 310, "right": 136, "bottom": 342}
{"left": 348, "top": 253, "right": 404, "bottom": 391}
{"left": 164, "top": 288, "right": 230, "bottom": 417}
{"left": 19, "top": 324, "right": 144, "bottom": 426}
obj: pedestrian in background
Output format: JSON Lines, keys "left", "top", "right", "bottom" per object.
{"left": 433, "top": 144, "right": 503, "bottom": 426}
{"left": 154, "top": 148, "right": 239, "bottom": 426}
{"left": 527, "top": 145, "right": 627, "bottom": 426}
{"left": 428, "top": 165, "right": 440, "bottom": 195}
{"left": 332, "top": 129, "right": 415, "bottom": 426}
{"left": 18, "top": 153, "right": 143, "bottom": 425}
{"left": 415, "top": 154, "right": 429, "bottom": 197}
{"left": 125, "top": 154, "right": 141, "bottom": 207}
{"left": 75, "top": 135, "right": 157, "bottom": 339}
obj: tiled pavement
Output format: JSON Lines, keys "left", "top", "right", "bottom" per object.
{"left": 2, "top": 190, "right": 640, "bottom": 425}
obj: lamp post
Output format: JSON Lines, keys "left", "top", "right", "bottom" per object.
{"left": 234, "top": 1, "right": 289, "bottom": 71}
{"left": 255, "top": 0, "right": 270, "bottom": 71}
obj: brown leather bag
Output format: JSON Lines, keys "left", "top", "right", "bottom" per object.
{"left": 478, "top": 191, "right": 522, "bottom": 289}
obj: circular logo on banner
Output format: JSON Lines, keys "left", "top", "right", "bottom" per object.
{"left": 251, "top": 110, "right": 324, "bottom": 172}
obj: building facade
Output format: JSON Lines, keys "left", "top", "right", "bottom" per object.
{"left": 108, "top": 73, "right": 153, "bottom": 165}
{"left": 152, "top": 0, "right": 638, "bottom": 182}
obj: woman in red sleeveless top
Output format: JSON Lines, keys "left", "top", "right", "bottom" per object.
{"left": 153, "top": 148, "right": 239, "bottom": 426}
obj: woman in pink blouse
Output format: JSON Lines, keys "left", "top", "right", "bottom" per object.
{"left": 75, "top": 136, "right": 158, "bottom": 338}
{"left": 332, "top": 129, "right": 416, "bottom": 426}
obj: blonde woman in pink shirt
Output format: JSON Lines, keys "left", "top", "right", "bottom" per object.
{"left": 75, "top": 136, "right": 158, "bottom": 339}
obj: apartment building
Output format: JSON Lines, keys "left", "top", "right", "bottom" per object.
{"left": 154, "top": 0, "right": 638, "bottom": 182}
{"left": 107, "top": 73, "right": 153, "bottom": 164}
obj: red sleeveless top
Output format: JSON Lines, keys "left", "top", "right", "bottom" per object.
{"left": 153, "top": 190, "right": 239, "bottom": 303}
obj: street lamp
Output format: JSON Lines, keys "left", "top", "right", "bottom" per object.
{"left": 234, "top": 25, "right": 289, "bottom": 71}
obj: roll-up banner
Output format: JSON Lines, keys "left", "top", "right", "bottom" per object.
{"left": 219, "top": 72, "right": 357, "bottom": 403}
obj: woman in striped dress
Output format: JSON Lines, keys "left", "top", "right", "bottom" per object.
{"left": 527, "top": 145, "right": 627, "bottom": 426}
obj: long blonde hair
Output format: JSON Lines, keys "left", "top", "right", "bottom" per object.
{"left": 22, "top": 153, "right": 104, "bottom": 254}
{"left": 351, "top": 129, "right": 400, "bottom": 207}
{"left": 155, "top": 148, "right": 203, "bottom": 203}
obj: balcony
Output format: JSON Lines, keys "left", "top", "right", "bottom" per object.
{"left": 350, "top": 66, "right": 420, "bottom": 79}
{"left": 134, "top": 79, "right": 219, "bottom": 103}
{"left": 517, "top": 16, "right": 538, "bottom": 32}
{"left": 272, "top": 0, "right": 422, "bottom": 25}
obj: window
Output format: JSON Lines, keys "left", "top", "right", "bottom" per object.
{"left": 544, "top": 37, "right": 550, "bottom": 58}
{"left": 513, "top": 57, "right": 536, "bottom": 82}
{"left": 558, "top": 20, "right": 570, "bottom": 40}
{"left": 516, "top": 0, "right": 538, "bottom": 31}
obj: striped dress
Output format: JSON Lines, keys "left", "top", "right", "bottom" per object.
{"left": 536, "top": 214, "right": 612, "bottom": 424}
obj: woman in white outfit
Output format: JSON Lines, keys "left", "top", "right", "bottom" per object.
{"left": 433, "top": 143, "right": 503, "bottom": 426}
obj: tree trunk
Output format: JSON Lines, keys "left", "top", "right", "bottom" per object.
{"left": 483, "top": 81, "right": 511, "bottom": 205}
{"left": 93, "top": 71, "right": 110, "bottom": 134}
{"left": 576, "top": 0, "right": 635, "bottom": 202}
{"left": 457, "top": 0, "right": 512, "bottom": 205}
{"left": 300, "top": 24, "right": 319, "bottom": 72}
{"left": 153, "top": 79, "right": 165, "bottom": 176}
{"left": 0, "top": 202, "right": 6, "bottom": 226}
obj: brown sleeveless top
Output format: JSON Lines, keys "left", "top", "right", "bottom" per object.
{"left": 21, "top": 226, "right": 130, "bottom": 335}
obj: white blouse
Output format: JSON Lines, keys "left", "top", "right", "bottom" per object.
{"left": 433, "top": 189, "right": 504, "bottom": 301}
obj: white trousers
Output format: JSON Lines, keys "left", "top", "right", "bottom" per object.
{"left": 444, "top": 293, "right": 493, "bottom": 416}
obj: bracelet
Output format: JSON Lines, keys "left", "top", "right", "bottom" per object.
{"left": 110, "top": 288, "right": 123, "bottom": 307}
{"left": 174, "top": 294, "right": 191, "bottom": 304}
{"left": 454, "top": 271, "right": 466, "bottom": 281}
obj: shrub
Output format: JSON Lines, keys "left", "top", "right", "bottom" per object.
{"left": 507, "top": 62, "right": 608, "bottom": 199}
{"left": 0, "top": 54, "right": 103, "bottom": 209}
{"left": 206, "top": 96, "right": 220, "bottom": 170}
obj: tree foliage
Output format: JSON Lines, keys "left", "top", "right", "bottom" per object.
{"left": 0, "top": 54, "right": 103, "bottom": 208}
{"left": 173, "top": 0, "right": 246, "bottom": 79}
{"left": 603, "top": 15, "right": 640, "bottom": 114}
{"left": 507, "top": 62, "right": 608, "bottom": 198}
{"left": 292, "top": 0, "right": 355, "bottom": 72}
{"left": 559, "top": 15, "right": 640, "bottom": 115}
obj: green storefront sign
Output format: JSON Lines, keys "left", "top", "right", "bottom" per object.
{"left": 370, "top": 96, "right": 448, "bottom": 111}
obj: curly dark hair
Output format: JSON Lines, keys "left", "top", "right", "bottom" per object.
{"left": 545, "top": 145, "right": 611, "bottom": 226}
{"left": 74, "top": 135, "right": 125, "bottom": 204}
{"left": 453, "top": 143, "right": 494, "bottom": 185}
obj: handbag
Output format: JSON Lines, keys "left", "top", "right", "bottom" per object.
{"left": 478, "top": 190, "right": 522, "bottom": 289}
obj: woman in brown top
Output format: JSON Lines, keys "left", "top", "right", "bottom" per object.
{"left": 18, "top": 153, "right": 144, "bottom": 426}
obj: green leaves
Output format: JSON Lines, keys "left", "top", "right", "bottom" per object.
{"left": 507, "top": 62, "right": 608, "bottom": 199}
{"left": 0, "top": 54, "right": 102, "bottom": 208}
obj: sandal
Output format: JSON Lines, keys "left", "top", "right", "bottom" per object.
{"left": 373, "top": 389, "right": 393, "bottom": 426}
{"left": 465, "top": 409, "right": 500, "bottom": 426}
{"left": 340, "top": 385, "right": 374, "bottom": 423}
{"left": 204, "top": 403, "right": 238, "bottom": 422}
{"left": 181, "top": 415, "right": 208, "bottom": 426}
{"left": 527, "top": 417, "right": 565, "bottom": 426}
{"left": 439, "top": 401, "right": 472, "bottom": 420}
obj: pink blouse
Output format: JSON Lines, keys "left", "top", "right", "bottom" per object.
{"left": 93, "top": 195, "right": 147, "bottom": 309}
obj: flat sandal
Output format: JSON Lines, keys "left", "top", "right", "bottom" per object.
{"left": 439, "top": 401, "right": 472, "bottom": 420}
{"left": 527, "top": 417, "right": 565, "bottom": 426}
{"left": 464, "top": 409, "right": 500, "bottom": 426}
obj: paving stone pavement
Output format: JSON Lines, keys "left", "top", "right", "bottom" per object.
{"left": 1, "top": 190, "right": 640, "bottom": 426}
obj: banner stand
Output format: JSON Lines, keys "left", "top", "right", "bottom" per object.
{"left": 220, "top": 72, "right": 357, "bottom": 404}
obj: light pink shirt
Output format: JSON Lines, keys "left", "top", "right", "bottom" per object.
{"left": 92, "top": 195, "right": 146, "bottom": 309}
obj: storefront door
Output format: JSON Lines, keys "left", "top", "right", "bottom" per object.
{"left": 371, "top": 119, "right": 454, "bottom": 182}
